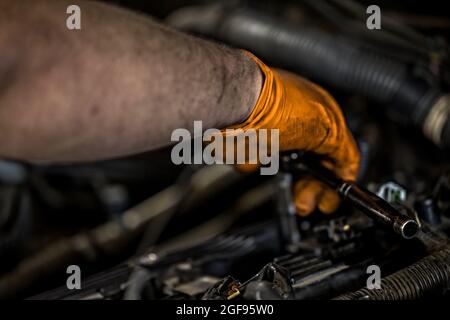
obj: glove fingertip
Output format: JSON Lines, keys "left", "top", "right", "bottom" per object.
{"left": 295, "top": 202, "right": 314, "bottom": 217}
{"left": 318, "top": 190, "right": 341, "bottom": 214}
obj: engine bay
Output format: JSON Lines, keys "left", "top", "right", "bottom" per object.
{"left": 1, "top": 0, "right": 450, "bottom": 300}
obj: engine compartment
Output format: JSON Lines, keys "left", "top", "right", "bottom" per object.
{"left": 1, "top": 0, "right": 450, "bottom": 300}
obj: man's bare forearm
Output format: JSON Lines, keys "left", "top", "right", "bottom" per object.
{"left": 0, "top": 0, "right": 262, "bottom": 162}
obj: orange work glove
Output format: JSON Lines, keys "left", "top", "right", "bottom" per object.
{"left": 225, "top": 52, "right": 360, "bottom": 216}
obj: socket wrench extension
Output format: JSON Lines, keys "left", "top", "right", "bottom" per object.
{"left": 285, "top": 153, "right": 420, "bottom": 239}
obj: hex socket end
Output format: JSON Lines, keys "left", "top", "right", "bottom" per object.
{"left": 394, "top": 218, "right": 420, "bottom": 239}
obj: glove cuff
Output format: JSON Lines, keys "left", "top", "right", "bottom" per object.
{"left": 223, "top": 50, "right": 282, "bottom": 131}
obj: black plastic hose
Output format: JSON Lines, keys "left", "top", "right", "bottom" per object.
{"left": 335, "top": 247, "right": 450, "bottom": 300}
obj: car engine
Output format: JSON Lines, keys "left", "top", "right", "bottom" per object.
{"left": 0, "top": 0, "right": 449, "bottom": 301}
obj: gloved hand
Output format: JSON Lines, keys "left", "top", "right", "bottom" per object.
{"left": 225, "top": 52, "right": 360, "bottom": 216}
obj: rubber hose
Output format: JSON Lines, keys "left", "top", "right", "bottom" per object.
{"left": 335, "top": 247, "right": 450, "bottom": 300}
